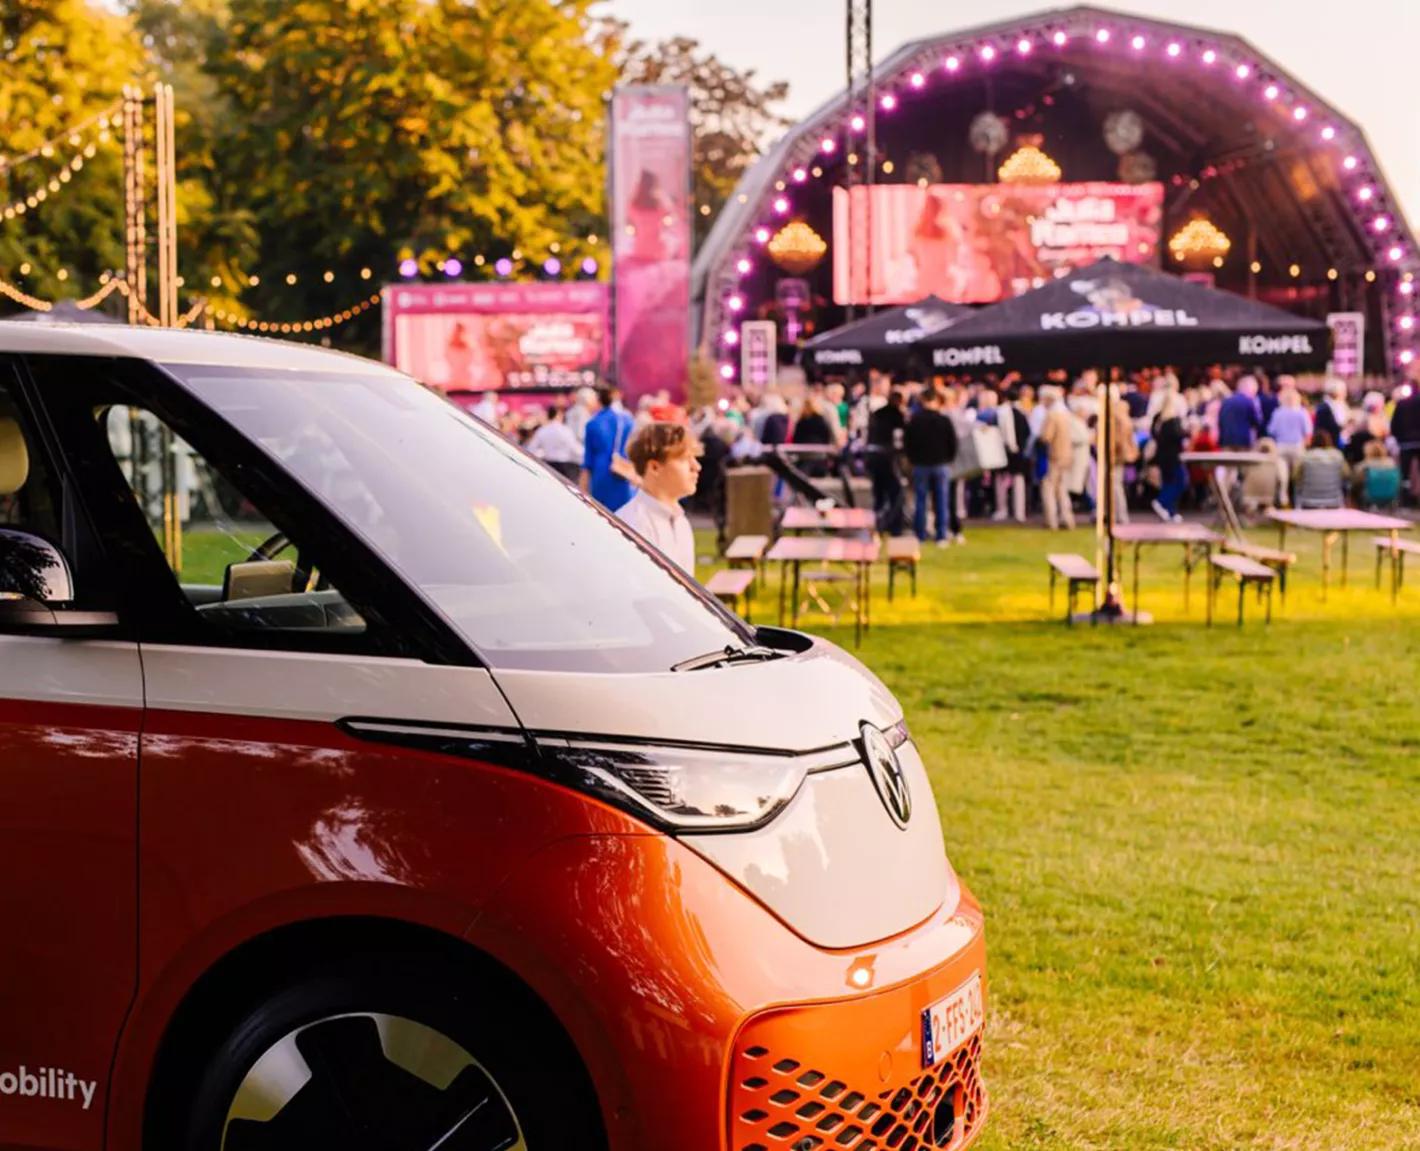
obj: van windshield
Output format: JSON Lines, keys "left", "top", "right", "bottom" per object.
{"left": 165, "top": 362, "right": 749, "bottom": 672}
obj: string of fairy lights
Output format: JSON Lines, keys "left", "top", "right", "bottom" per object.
{"left": 1, "top": 104, "right": 118, "bottom": 221}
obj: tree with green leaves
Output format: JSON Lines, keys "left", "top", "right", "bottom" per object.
{"left": 188, "top": 0, "right": 616, "bottom": 345}
{"left": 0, "top": 0, "right": 146, "bottom": 307}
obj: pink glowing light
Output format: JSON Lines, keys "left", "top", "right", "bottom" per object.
{"left": 1358, "top": 186, "right": 1374, "bottom": 203}
{"left": 820, "top": 136, "right": 836, "bottom": 154}
{"left": 1202, "top": 49, "right": 1217, "bottom": 64}
{"left": 1321, "top": 126, "right": 1336, "bottom": 141}
{"left": 945, "top": 55, "right": 961, "bottom": 72}
{"left": 1401, "top": 316, "right": 1416, "bottom": 331}
{"left": 1016, "top": 38, "right": 1032, "bottom": 55}
{"left": 1235, "top": 63, "right": 1250, "bottom": 79}
{"left": 910, "top": 71, "right": 925, "bottom": 88}
{"left": 980, "top": 44, "right": 997, "bottom": 62}
{"left": 727, "top": 294, "right": 744, "bottom": 313}
{"left": 723, "top": 329, "right": 739, "bottom": 345}
{"left": 1343, "top": 155, "right": 1359, "bottom": 170}
{"left": 1053, "top": 31, "right": 1068, "bottom": 47}
{"left": 1096, "top": 28, "right": 1111, "bottom": 44}
{"left": 1130, "top": 35, "right": 1146, "bottom": 50}
{"left": 773, "top": 196, "right": 790, "bottom": 214}
{"left": 1374, "top": 216, "right": 1391, "bottom": 233}
{"left": 880, "top": 93, "right": 897, "bottom": 111}
{"left": 754, "top": 227, "right": 770, "bottom": 244}
{"left": 1166, "top": 42, "right": 1182, "bottom": 58}
{"left": 1390, "top": 246, "right": 1404, "bottom": 262}
{"left": 1263, "top": 84, "right": 1279, "bottom": 100}
{"left": 1403, "top": 282, "right": 1416, "bottom": 297}
{"left": 720, "top": 363, "right": 735, "bottom": 380}
{"left": 736, "top": 257, "right": 752, "bottom": 274}
{"left": 1402, "top": 350, "right": 1416, "bottom": 366}
{"left": 1293, "top": 106, "right": 1308, "bottom": 121}
{"left": 792, "top": 167, "right": 807, "bottom": 182}
{"left": 850, "top": 113, "right": 865, "bottom": 132}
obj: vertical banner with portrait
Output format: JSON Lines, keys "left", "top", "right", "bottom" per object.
{"left": 740, "top": 320, "right": 778, "bottom": 391}
{"left": 1326, "top": 312, "right": 1365, "bottom": 379}
{"left": 609, "top": 85, "right": 692, "bottom": 406}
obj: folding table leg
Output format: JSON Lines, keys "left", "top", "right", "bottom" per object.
{"left": 1237, "top": 578, "right": 1245, "bottom": 627}
{"left": 1266, "top": 580, "right": 1273, "bottom": 624}
{"left": 1342, "top": 532, "right": 1350, "bottom": 587}
{"left": 1049, "top": 567, "right": 1057, "bottom": 616}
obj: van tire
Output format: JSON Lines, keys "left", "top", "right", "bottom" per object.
{"left": 173, "top": 951, "right": 606, "bottom": 1150}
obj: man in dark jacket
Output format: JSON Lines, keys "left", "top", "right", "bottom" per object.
{"left": 1392, "top": 377, "right": 1420, "bottom": 505}
{"left": 867, "top": 388, "right": 907, "bottom": 534}
{"left": 904, "top": 387, "right": 959, "bottom": 544}
{"left": 1218, "top": 376, "right": 1263, "bottom": 449}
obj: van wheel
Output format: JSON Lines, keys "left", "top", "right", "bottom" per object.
{"left": 176, "top": 956, "right": 605, "bottom": 1151}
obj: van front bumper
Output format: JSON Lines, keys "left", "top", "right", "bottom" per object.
{"left": 469, "top": 831, "right": 987, "bottom": 1151}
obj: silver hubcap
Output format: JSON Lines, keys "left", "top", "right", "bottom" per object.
{"left": 221, "top": 1012, "right": 527, "bottom": 1151}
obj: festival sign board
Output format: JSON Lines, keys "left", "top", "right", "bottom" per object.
{"left": 382, "top": 282, "right": 607, "bottom": 391}
{"left": 740, "top": 320, "right": 778, "bottom": 389}
{"left": 1326, "top": 312, "right": 1365, "bottom": 379}
{"left": 832, "top": 182, "right": 1165, "bottom": 305}
{"left": 609, "top": 85, "right": 692, "bottom": 404}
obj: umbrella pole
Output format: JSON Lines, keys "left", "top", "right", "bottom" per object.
{"left": 1096, "top": 374, "right": 1123, "bottom": 618}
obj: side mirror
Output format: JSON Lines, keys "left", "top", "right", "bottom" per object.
{"left": 0, "top": 529, "right": 117, "bottom": 636}
{"left": 0, "top": 528, "right": 74, "bottom": 602}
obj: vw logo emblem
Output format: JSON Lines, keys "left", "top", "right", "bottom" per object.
{"left": 860, "top": 723, "right": 911, "bottom": 828}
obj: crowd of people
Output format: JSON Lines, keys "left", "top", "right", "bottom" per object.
{"left": 459, "top": 365, "right": 1420, "bottom": 549}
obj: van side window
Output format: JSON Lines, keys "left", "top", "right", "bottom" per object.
{"left": 101, "top": 406, "right": 367, "bottom": 638}
{"left": 0, "top": 382, "right": 61, "bottom": 539}
{"left": 0, "top": 378, "right": 71, "bottom": 607}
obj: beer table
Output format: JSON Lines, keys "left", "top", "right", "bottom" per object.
{"left": 1266, "top": 508, "right": 1412, "bottom": 598}
{"left": 766, "top": 535, "right": 880, "bottom": 645}
{"left": 780, "top": 506, "right": 877, "bottom": 534}
{"left": 1111, "top": 522, "right": 1224, "bottom": 622}
{"left": 1180, "top": 450, "right": 1277, "bottom": 539}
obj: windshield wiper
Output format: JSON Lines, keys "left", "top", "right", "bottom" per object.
{"left": 671, "top": 644, "right": 782, "bottom": 673}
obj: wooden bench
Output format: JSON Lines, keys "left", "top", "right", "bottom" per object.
{"left": 1373, "top": 535, "right": 1420, "bottom": 602}
{"left": 1222, "top": 539, "right": 1296, "bottom": 601}
{"left": 725, "top": 534, "right": 769, "bottom": 573}
{"left": 1207, "top": 554, "right": 1276, "bottom": 627}
{"left": 1046, "top": 553, "right": 1100, "bottom": 624}
{"left": 704, "top": 568, "right": 757, "bottom": 621}
{"left": 885, "top": 536, "right": 921, "bottom": 601}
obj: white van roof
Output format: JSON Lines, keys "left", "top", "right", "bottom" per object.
{"left": 0, "top": 321, "right": 405, "bottom": 379}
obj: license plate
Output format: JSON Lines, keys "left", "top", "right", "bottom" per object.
{"left": 921, "top": 973, "right": 984, "bottom": 1068}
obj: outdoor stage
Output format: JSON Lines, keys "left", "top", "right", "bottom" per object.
{"left": 693, "top": 5, "right": 1418, "bottom": 387}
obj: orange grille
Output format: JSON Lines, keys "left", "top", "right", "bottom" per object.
{"left": 730, "top": 1032, "right": 984, "bottom": 1151}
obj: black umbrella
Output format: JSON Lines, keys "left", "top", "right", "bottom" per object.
{"left": 921, "top": 257, "right": 1329, "bottom": 373}
{"left": 923, "top": 257, "right": 1329, "bottom": 621}
{"left": 802, "top": 294, "right": 972, "bottom": 371}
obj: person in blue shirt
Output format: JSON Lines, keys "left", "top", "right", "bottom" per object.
{"left": 580, "top": 385, "right": 637, "bottom": 511}
{"left": 1217, "top": 375, "right": 1263, "bottom": 449}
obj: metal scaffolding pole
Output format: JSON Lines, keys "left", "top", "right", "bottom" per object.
{"left": 845, "top": 0, "right": 874, "bottom": 322}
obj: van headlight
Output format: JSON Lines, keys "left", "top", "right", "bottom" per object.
{"left": 543, "top": 738, "right": 862, "bottom": 833}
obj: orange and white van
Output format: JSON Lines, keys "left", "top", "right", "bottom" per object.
{"left": 0, "top": 323, "right": 986, "bottom": 1151}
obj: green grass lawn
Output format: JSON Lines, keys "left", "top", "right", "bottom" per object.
{"left": 708, "top": 522, "right": 1420, "bottom": 1150}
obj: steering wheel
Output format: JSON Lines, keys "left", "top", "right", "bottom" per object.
{"left": 246, "top": 531, "right": 322, "bottom": 593}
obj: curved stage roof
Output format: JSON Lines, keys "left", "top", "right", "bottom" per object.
{"left": 693, "top": 4, "right": 1417, "bottom": 378}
